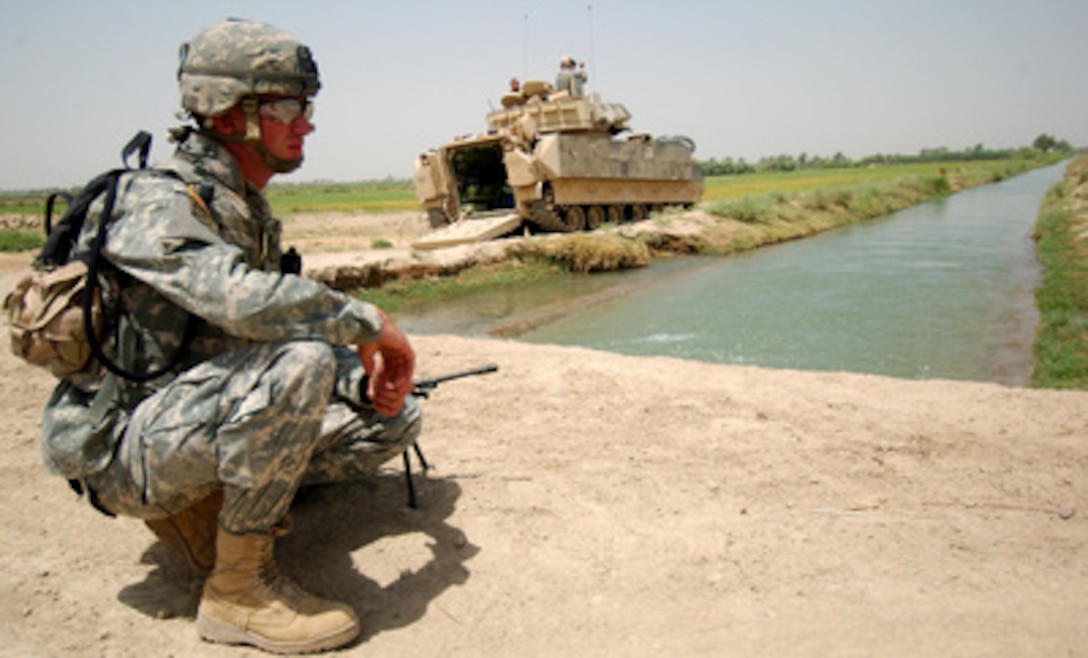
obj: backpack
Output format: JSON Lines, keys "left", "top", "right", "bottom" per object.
{"left": 4, "top": 132, "right": 197, "bottom": 381}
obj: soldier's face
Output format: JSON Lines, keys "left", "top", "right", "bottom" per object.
{"left": 257, "top": 95, "right": 314, "bottom": 162}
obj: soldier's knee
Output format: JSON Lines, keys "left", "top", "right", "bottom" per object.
{"left": 276, "top": 341, "right": 337, "bottom": 391}
{"left": 379, "top": 395, "right": 424, "bottom": 456}
{"left": 401, "top": 398, "right": 423, "bottom": 445}
{"left": 280, "top": 340, "right": 336, "bottom": 370}
{"left": 404, "top": 393, "right": 423, "bottom": 426}
{"left": 386, "top": 394, "right": 424, "bottom": 449}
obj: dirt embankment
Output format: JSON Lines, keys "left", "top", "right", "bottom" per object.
{"left": 288, "top": 207, "right": 747, "bottom": 292}
{"left": 3, "top": 326, "right": 1087, "bottom": 657}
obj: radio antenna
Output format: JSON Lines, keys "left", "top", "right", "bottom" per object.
{"left": 587, "top": 3, "right": 596, "bottom": 94}
{"left": 523, "top": 10, "right": 530, "bottom": 81}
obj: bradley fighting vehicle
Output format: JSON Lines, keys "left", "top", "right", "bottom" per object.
{"left": 411, "top": 77, "right": 703, "bottom": 249}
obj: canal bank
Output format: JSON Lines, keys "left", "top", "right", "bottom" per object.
{"left": 1032, "top": 155, "right": 1088, "bottom": 389}
{"left": 521, "top": 162, "right": 1069, "bottom": 385}
{"left": 391, "top": 161, "right": 1071, "bottom": 386}
{"left": 306, "top": 158, "right": 1056, "bottom": 293}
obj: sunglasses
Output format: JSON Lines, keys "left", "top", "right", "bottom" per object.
{"left": 257, "top": 97, "right": 314, "bottom": 124}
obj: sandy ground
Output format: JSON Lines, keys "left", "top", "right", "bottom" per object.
{"left": 2, "top": 216, "right": 1088, "bottom": 657}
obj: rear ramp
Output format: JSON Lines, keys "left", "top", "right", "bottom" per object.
{"left": 411, "top": 213, "right": 522, "bottom": 251}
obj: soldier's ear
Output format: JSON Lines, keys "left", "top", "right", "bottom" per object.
{"left": 210, "top": 106, "right": 247, "bottom": 135}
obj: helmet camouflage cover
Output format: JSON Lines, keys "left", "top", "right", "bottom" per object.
{"left": 178, "top": 19, "right": 320, "bottom": 117}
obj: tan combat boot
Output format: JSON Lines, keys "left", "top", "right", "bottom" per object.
{"left": 196, "top": 526, "right": 360, "bottom": 654}
{"left": 144, "top": 489, "right": 223, "bottom": 579}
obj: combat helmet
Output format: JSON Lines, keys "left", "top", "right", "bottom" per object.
{"left": 176, "top": 19, "right": 320, "bottom": 171}
{"left": 178, "top": 18, "right": 320, "bottom": 118}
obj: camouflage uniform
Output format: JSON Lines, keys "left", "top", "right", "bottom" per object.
{"left": 572, "top": 66, "right": 587, "bottom": 97}
{"left": 40, "top": 129, "right": 422, "bottom": 534}
{"left": 555, "top": 55, "right": 587, "bottom": 97}
{"left": 30, "top": 20, "right": 412, "bottom": 652}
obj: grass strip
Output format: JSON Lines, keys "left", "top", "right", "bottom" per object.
{"left": 0, "top": 230, "right": 44, "bottom": 253}
{"left": 355, "top": 259, "right": 567, "bottom": 312}
{"left": 1031, "top": 156, "right": 1088, "bottom": 390}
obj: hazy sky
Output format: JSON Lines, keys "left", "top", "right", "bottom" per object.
{"left": 2, "top": 0, "right": 1085, "bottom": 191}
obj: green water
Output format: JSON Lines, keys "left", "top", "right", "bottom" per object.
{"left": 401, "top": 163, "right": 1067, "bottom": 385}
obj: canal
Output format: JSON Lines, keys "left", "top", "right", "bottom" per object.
{"left": 400, "top": 162, "right": 1068, "bottom": 385}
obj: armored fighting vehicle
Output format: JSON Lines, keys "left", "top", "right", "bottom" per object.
{"left": 411, "top": 78, "right": 703, "bottom": 249}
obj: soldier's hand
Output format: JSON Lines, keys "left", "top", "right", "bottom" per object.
{"left": 357, "top": 311, "right": 415, "bottom": 416}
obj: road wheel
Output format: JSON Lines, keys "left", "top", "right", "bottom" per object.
{"left": 527, "top": 183, "right": 572, "bottom": 232}
{"left": 630, "top": 204, "right": 647, "bottom": 220}
{"left": 563, "top": 205, "right": 587, "bottom": 231}
{"left": 586, "top": 205, "right": 605, "bottom": 230}
{"left": 426, "top": 209, "right": 448, "bottom": 228}
{"left": 606, "top": 205, "right": 623, "bottom": 224}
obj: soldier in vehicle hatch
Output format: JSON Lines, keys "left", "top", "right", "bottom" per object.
{"left": 34, "top": 18, "right": 421, "bottom": 654}
{"left": 555, "top": 54, "right": 588, "bottom": 97}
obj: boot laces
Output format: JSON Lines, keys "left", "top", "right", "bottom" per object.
{"left": 253, "top": 531, "right": 312, "bottom": 606}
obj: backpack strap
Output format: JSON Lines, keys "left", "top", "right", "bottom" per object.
{"left": 43, "top": 191, "right": 72, "bottom": 236}
{"left": 35, "top": 171, "right": 116, "bottom": 269}
{"left": 81, "top": 168, "right": 200, "bottom": 384}
{"left": 35, "top": 132, "right": 154, "bottom": 269}
{"left": 33, "top": 130, "right": 200, "bottom": 384}
{"left": 121, "top": 130, "right": 152, "bottom": 169}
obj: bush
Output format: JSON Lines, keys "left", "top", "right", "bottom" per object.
{"left": 805, "top": 187, "right": 854, "bottom": 211}
{"left": 706, "top": 195, "right": 777, "bottom": 224}
{"left": 517, "top": 234, "right": 651, "bottom": 273}
{"left": 928, "top": 175, "right": 952, "bottom": 195}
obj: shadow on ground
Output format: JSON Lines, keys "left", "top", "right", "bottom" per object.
{"left": 117, "top": 472, "right": 476, "bottom": 646}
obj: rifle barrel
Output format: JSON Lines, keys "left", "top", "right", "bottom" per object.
{"left": 414, "top": 362, "right": 499, "bottom": 390}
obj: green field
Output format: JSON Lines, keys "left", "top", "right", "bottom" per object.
{"left": 264, "top": 180, "right": 419, "bottom": 214}
{"left": 2, "top": 158, "right": 1055, "bottom": 219}
{"left": 276, "top": 158, "right": 1058, "bottom": 212}
{"left": 0, "top": 156, "right": 1062, "bottom": 255}
{"left": 700, "top": 159, "right": 1050, "bottom": 201}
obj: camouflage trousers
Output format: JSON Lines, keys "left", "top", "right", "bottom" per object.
{"left": 85, "top": 341, "right": 422, "bottom": 534}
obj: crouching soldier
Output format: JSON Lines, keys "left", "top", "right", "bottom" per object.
{"left": 36, "top": 19, "right": 422, "bottom": 654}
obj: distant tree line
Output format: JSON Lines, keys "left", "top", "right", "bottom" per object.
{"left": 697, "top": 134, "right": 1075, "bottom": 176}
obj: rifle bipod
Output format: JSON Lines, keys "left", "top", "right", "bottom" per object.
{"left": 401, "top": 362, "right": 497, "bottom": 508}
{"left": 402, "top": 441, "right": 431, "bottom": 508}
